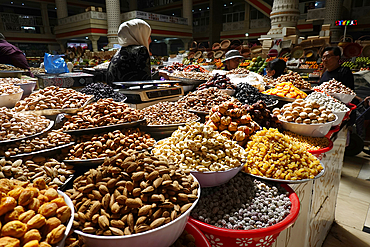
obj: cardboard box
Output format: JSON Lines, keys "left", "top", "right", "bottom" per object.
{"left": 322, "top": 24, "right": 331, "bottom": 31}
{"left": 319, "top": 31, "right": 325, "bottom": 37}
{"left": 85, "top": 6, "right": 96, "bottom": 12}
{"left": 97, "top": 7, "right": 103, "bottom": 12}
{"left": 282, "top": 27, "right": 296, "bottom": 36}
{"left": 320, "top": 36, "right": 330, "bottom": 44}
{"left": 283, "top": 35, "right": 298, "bottom": 44}
{"left": 325, "top": 30, "right": 331, "bottom": 37}
{"left": 262, "top": 40, "right": 273, "bottom": 48}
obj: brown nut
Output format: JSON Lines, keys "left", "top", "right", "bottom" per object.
{"left": 27, "top": 214, "right": 46, "bottom": 229}
{"left": 45, "top": 224, "right": 66, "bottom": 245}
{"left": 38, "top": 203, "right": 58, "bottom": 218}
{"left": 1, "top": 220, "right": 27, "bottom": 238}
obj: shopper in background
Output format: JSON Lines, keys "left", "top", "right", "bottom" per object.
{"left": 0, "top": 33, "right": 30, "bottom": 70}
{"left": 266, "top": 58, "right": 287, "bottom": 78}
{"left": 107, "top": 19, "right": 167, "bottom": 85}
{"left": 223, "top": 50, "right": 244, "bottom": 71}
{"left": 319, "top": 46, "right": 354, "bottom": 90}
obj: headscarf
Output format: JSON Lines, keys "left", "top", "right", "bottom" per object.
{"left": 118, "top": 19, "right": 151, "bottom": 52}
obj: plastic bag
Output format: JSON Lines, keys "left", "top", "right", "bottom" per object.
{"left": 44, "top": 53, "right": 69, "bottom": 74}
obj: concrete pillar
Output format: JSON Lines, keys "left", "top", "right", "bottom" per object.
{"left": 88, "top": 35, "right": 100, "bottom": 52}
{"left": 181, "top": 38, "right": 192, "bottom": 50}
{"left": 209, "top": 0, "right": 223, "bottom": 44}
{"left": 183, "top": 0, "right": 192, "bottom": 27}
{"left": 324, "top": 0, "right": 344, "bottom": 42}
{"left": 106, "top": 0, "right": 121, "bottom": 48}
{"left": 267, "top": 0, "right": 300, "bottom": 36}
{"left": 55, "top": 0, "right": 68, "bottom": 19}
{"left": 41, "top": 3, "right": 51, "bottom": 34}
{"left": 129, "top": 0, "right": 137, "bottom": 11}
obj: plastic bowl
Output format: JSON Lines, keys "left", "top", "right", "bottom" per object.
{"left": 190, "top": 166, "right": 243, "bottom": 188}
{"left": 0, "top": 90, "right": 23, "bottom": 108}
{"left": 56, "top": 190, "right": 75, "bottom": 247}
{"left": 307, "top": 138, "right": 333, "bottom": 160}
{"left": 185, "top": 222, "right": 211, "bottom": 247}
{"left": 16, "top": 81, "right": 36, "bottom": 96}
{"left": 328, "top": 92, "right": 355, "bottom": 104}
{"left": 280, "top": 115, "right": 337, "bottom": 137}
{"left": 332, "top": 109, "right": 348, "bottom": 126}
{"left": 343, "top": 103, "right": 357, "bottom": 121}
{"left": 189, "top": 184, "right": 300, "bottom": 247}
{"left": 75, "top": 175, "right": 201, "bottom": 247}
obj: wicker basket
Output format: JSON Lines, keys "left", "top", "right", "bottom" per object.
{"left": 300, "top": 40, "right": 313, "bottom": 49}
{"left": 207, "top": 51, "right": 215, "bottom": 59}
{"left": 356, "top": 35, "right": 370, "bottom": 46}
{"left": 214, "top": 50, "right": 224, "bottom": 59}
{"left": 190, "top": 41, "right": 197, "bottom": 52}
{"left": 250, "top": 45, "right": 263, "bottom": 54}
{"left": 362, "top": 44, "right": 370, "bottom": 57}
{"left": 212, "top": 42, "right": 221, "bottom": 50}
{"left": 220, "top": 40, "right": 231, "bottom": 50}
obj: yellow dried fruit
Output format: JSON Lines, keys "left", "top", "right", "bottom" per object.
{"left": 1, "top": 220, "right": 27, "bottom": 238}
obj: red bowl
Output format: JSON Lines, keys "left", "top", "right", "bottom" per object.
{"left": 185, "top": 222, "right": 211, "bottom": 247}
{"left": 343, "top": 103, "right": 357, "bottom": 121}
{"left": 189, "top": 184, "right": 300, "bottom": 247}
{"left": 308, "top": 137, "right": 333, "bottom": 160}
{"left": 325, "top": 125, "right": 340, "bottom": 139}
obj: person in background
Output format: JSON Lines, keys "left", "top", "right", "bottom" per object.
{"left": 0, "top": 33, "right": 30, "bottom": 70}
{"left": 266, "top": 58, "right": 287, "bottom": 78}
{"left": 223, "top": 50, "right": 244, "bottom": 71}
{"left": 319, "top": 46, "right": 354, "bottom": 89}
{"left": 107, "top": 19, "right": 167, "bottom": 85}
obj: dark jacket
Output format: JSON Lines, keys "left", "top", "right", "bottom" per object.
{"left": 319, "top": 66, "right": 354, "bottom": 90}
{"left": 0, "top": 40, "right": 29, "bottom": 69}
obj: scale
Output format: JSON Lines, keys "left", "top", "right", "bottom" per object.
{"left": 113, "top": 80, "right": 184, "bottom": 109}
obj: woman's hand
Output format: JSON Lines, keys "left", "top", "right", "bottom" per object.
{"left": 159, "top": 71, "right": 169, "bottom": 80}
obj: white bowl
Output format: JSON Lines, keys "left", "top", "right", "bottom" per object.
{"left": 75, "top": 175, "right": 201, "bottom": 247}
{"left": 56, "top": 190, "right": 75, "bottom": 247}
{"left": 190, "top": 165, "right": 243, "bottom": 188}
{"left": 328, "top": 92, "right": 355, "bottom": 104}
{"left": 280, "top": 115, "right": 337, "bottom": 137}
{"left": 332, "top": 110, "right": 348, "bottom": 126}
{"left": 0, "top": 90, "right": 23, "bottom": 108}
{"left": 16, "top": 81, "right": 36, "bottom": 96}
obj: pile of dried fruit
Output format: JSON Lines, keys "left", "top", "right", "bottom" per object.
{"left": 263, "top": 82, "right": 307, "bottom": 99}
{"left": 243, "top": 101, "right": 282, "bottom": 129}
{"left": 197, "top": 74, "right": 236, "bottom": 90}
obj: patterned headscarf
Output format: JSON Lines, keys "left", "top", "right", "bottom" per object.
{"left": 118, "top": 19, "right": 151, "bottom": 52}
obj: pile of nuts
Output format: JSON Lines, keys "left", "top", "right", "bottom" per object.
{"left": 142, "top": 102, "right": 199, "bottom": 125}
{"left": 0, "top": 130, "right": 72, "bottom": 157}
{"left": 305, "top": 91, "right": 349, "bottom": 112}
{"left": 14, "top": 86, "right": 92, "bottom": 111}
{"left": 243, "top": 128, "right": 324, "bottom": 180}
{"left": 30, "top": 67, "right": 45, "bottom": 75}
{"left": 171, "top": 71, "right": 213, "bottom": 81}
{"left": 0, "top": 64, "right": 25, "bottom": 71}
{"left": 263, "top": 82, "right": 307, "bottom": 99}
{"left": 178, "top": 88, "right": 238, "bottom": 112}
{"left": 243, "top": 101, "right": 282, "bottom": 129}
{"left": 66, "top": 151, "right": 199, "bottom": 236}
{"left": 62, "top": 98, "right": 144, "bottom": 131}
{"left": 206, "top": 101, "right": 260, "bottom": 143}
{"left": 283, "top": 130, "right": 330, "bottom": 151}
{"left": 191, "top": 173, "right": 292, "bottom": 230}
{"left": 0, "top": 156, "right": 74, "bottom": 187}
{"left": 0, "top": 78, "right": 35, "bottom": 85}
{"left": 225, "top": 68, "right": 250, "bottom": 75}
{"left": 153, "top": 122, "right": 246, "bottom": 172}
{"left": 0, "top": 178, "right": 71, "bottom": 247}
{"left": 0, "top": 83, "right": 22, "bottom": 95}
{"left": 313, "top": 79, "right": 356, "bottom": 95}
{"left": 272, "top": 71, "right": 311, "bottom": 89}
{"left": 0, "top": 108, "right": 50, "bottom": 141}
{"left": 65, "top": 128, "right": 156, "bottom": 160}
{"left": 273, "top": 99, "right": 336, "bottom": 124}
{"left": 196, "top": 74, "right": 236, "bottom": 90}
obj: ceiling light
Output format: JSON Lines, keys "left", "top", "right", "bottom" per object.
{"left": 10, "top": 2, "right": 13, "bottom": 4}
{"left": 224, "top": 4, "right": 227, "bottom": 7}
{"left": 55, "top": 7, "right": 57, "bottom": 9}
{"left": 22, "top": 3, "right": 24, "bottom": 5}
{"left": 172, "top": 13, "right": 174, "bottom": 15}
{"left": 192, "top": 9, "right": 194, "bottom": 12}
{"left": 85, "top": 37, "right": 88, "bottom": 39}
{"left": 230, "top": 2, "right": 233, "bottom": 4}
{"left": 245, "top": 33, "right": 249, "bottom": 37}
{"left": 199, "top": 9, "right": 201, "bottom": 11}
{"left": 207, "top": 7, "right": 209, "bottom": 9}
{"left": 154, "top": 39, "right": 157, "bottom": 42}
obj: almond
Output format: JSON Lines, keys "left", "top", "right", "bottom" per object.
{"left": 153, "top": 178, "right": 163, "bottom": 188}
{"left": 138, "top": 205, "right": 151, "bottom": 216}
{"left": 180, "top": 203, "right": 192, "bottom": 213}
{"left": 131, "top": 171, "right": 145, "bottom": 181}
{"left": 110, "top": 227, "right": 124, "bottom": 236}
{"left": 150, "top": 217, "right": 165, "bottom": 229}
{"left": 125, "top": 198, "right": 142, "bottom": 208}
{"left": 98, "top": 215, "right": 109, "bottom": 229}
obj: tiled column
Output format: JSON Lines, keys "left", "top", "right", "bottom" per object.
{"left": 324, "top": 0, "right": 344, "bottom": 42}
{"left": 41, "top": 3, "right": 51, "bottom": 34}
{"left": 55, "top": 0, "right": 68, "bottom": 19}
{"left": 183, "top": 0, "right": 192, "bottom": 27}
{"left": 106, "top": 0, "right": 121, "bottom": 48}
{"left": 267, "top": 0, "right": 300, "bottom": 35}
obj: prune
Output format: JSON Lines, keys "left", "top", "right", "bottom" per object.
{"left": 81, "top": 82, "right": 127, "bottom": 102}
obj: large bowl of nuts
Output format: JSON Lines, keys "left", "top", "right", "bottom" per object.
{"left": 190, "top": 166, "right": 243, "bottom": 188}
{"left": 0, "top": 88, "right": 23, "bottom": 108}
{"left": 279, "top": 117, "right": 336, "bottom": 137}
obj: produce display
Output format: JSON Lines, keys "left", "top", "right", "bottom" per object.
{"left": 178, "top": 88, "right": 237, "bottom": 112}
{"left": 0, "top": 178, "right": 71, "bottom": 246}
{"left": 14, "top": 86, "right": 92, "bottom": 111}
{"left": 191, "top": 173, "right": 291, "bottom": 230}
{"left": 305, "top": 91, "right": 349, "bottom": 112}
{"left": 0, "top": 78, "right": 35, "bottom": 84}
{"left": 62, "top": 98, "right": 144, "bottom": 131}
{"left": 206, "top": 101, "right": 260, "bottom": 143}
{"left": 272, "top": 72, "right": 311, "bottom": 90}
{"left": 283, "top": 131, "right": 330, "bottom": 151}
{"left": 0, "top": 83, "right": 22, "bottom": 95}
{"left": 235, "top": 82, "right": 276, "bottom": 106}
{"left": 263, "top": 82, "right": 307, "bottom": 99}
{"left": 183, "top": 65, "right": 209, "bottom": 73}
{"left": 341, "top": 57, "right": 370, "bottom": 70}
{"left": 142, "top": 101, "right": 199, "bottom": 125}
{"left": 196, "top": 74, "right": 236, "bottom": 90}
{"left": 243, "top": 128, "right": 324, "bottom": 180}
{"left": 163, "top": 63, "right": 186, "bottom": 72}
{"left": 0, "top": 64, "right": 25, "bottom": 71}
{"left": 244, "top": 101, "right": 282, "bottom": 129}
{"left": 171, "top": 71, "right": 213, "bottom": 81}
{"left": 273, "top": 99, "right": 336, "bottom": 124}
{"left": 313, "top": 79, "right": 356, "bottom": 95}
{"left": 241, "top": 56, "right": 266, "bottom": 74}
{"left": 65, "top": 128, "right": 155, "bottom": 160}
{"left": 66, "top": 151, "right": 199, "bottom": 235}
{"left": 225, "top": 68, "right": 250, "bottom": 75}
{"left": 153, "top": 122, "right": 246, "bottom": 172}
{"left": 80, "top": 82, "right": 127, "bottom": 102}
{"left": 0, "top": 130, "right": 72, "bottom": 157}
{"left": 0, "top": 108, "right": 50, "bottom": 141}
{"left": 0, "top": 157, "right": 74, "bottom": 187}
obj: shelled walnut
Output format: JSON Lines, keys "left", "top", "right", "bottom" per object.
{"left": 62, "top": 98, "right": 144, "bottom": 131}
{"left": 14, "top": 86, "right": 92, "bottom": 111}
{"left": 0, "top": 107, "right": 50, "bottom": 141}
{"left": 65, "top": 151, "right": 199, "bottom": 236}
{"left": 65, "top": 128, "right": 156, "bottom": 160}
{"left": 0, "top": 130, "right": 72, "bottom": 157}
